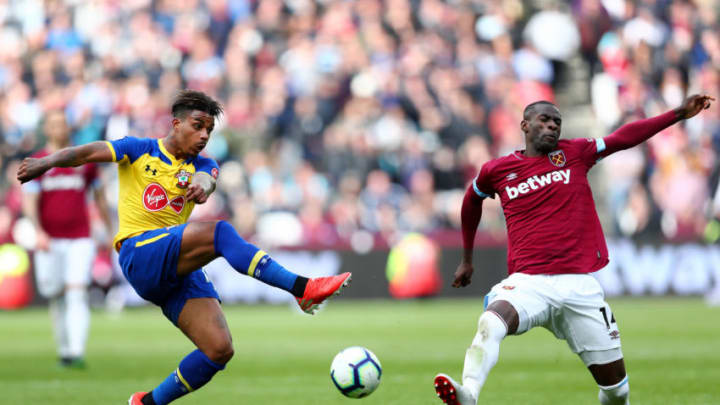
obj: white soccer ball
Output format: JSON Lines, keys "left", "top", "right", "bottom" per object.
{"left": 330, "top": 346, "right": 382, "bottom": 398}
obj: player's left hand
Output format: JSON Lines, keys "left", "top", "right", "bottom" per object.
{"left": 186, "top": 184, "right": 209, "bottom": 204}
{"left": 676, "top": 94, "right": 714, "bottom": 120}
{"left": 452, "top": 261, "right": 474, "bottom": 288}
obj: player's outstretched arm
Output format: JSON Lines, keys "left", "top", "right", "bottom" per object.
{"left": 186, "top": 171, "right": 216, "bottom": 204}
{"left": 602, "top": 94, "right": 714, "bottom": 157}
{"left": 454, "top": 185, "right": 484, "bottom": 288}
{"left": 17, "top": 141, "right": 113, "bottom": 183}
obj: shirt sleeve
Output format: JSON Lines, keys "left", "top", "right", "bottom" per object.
{"left": 105, "top": 137, "right": 150, "bottom": 164}
{"left": 195, "top": 155, "right": 220, "bottom": 179}
{"left": 571, "top": 138, "right": 606, "bottom": 168}
{"left": 472, "top": 162, "right": 495, "bottom": 199}
{"left": 600, "top": 110, "right": 678, "bottom": 157}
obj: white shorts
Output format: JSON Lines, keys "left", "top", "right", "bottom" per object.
{"left": 485, "top": 272, "right": 622, "bottom": 364}
{"left": 34, "top": 238, "right": 96, "bottom": 298}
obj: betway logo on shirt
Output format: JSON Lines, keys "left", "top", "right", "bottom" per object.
{"left": 505, "top": 169, "right": 571, "bottom": 199}
{"left": 40, "top": 174, "right": 84, "bottom": 191}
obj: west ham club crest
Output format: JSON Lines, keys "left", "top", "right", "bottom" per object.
{"left": 175, "top": 169, "right": 193, "bottom": 189}
{"left": 548, "top": 150, "right": 566, "bottom": 167}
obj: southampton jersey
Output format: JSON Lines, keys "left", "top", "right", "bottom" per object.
{"left": 24, "top": 149, "right": 99, "bottom": 238}
{"left": 473, "top": 138, "right": 609, "bottom": 275}
{"left": 106, "top": 137, "right": 219, "bottom": 248}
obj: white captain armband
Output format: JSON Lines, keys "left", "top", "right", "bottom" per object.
{"left": 595, "top": 138, "right": 606, "bottom": 154}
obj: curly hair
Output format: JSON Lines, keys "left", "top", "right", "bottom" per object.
{"left": 171, "top": 89, "right": 223, "bottom": 118}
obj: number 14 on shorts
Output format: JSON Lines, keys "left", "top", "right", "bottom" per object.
{"left": 599, "top": 306, "right": 619, "bottom": 339}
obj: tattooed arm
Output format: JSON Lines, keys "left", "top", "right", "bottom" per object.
{"left": 17, "top": 141, "right": 113, "bottom": 183}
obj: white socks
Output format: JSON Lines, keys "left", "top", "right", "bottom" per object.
{"left": 598, "top": 376, "right": 630, "bottom": 404}
{"left": 459, "top": 310, "right": 629, "bottom": 405}
{"left": 65, "top": 288, "right": 90, "bottom": 358}
{"left": 49, "top": 296, "right": 69, "bottom": 357}
{"left": 52, "top": 288, "right": 90, "bottom": 359}
{"left": 462, "top": 311, "right": 508, "bottom": 401}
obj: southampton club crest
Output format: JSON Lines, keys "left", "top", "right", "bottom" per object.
{"left": 548, "top": 150, "right": 566, "bottom": 167}
{"left": 175, "top": 169, "right": 193, "bottom": 189}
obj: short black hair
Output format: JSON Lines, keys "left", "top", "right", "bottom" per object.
{"left": 523, "top": 100, "right": 557, "bottom": 120}
{"left": 171, "top": 89, "right": 223, "bottom": 119}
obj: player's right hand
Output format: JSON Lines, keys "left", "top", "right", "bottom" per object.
{"left": 186, "top": 184, "right": 209, "bottom": 204}
{"left": 452, "top": 261, "right": 474, "bottom": 288}
{"left": 35, "top": 229, "right": 50, "bottom": 251}
{"left": 17, "top": 157, "right": 50, "bottom": 183}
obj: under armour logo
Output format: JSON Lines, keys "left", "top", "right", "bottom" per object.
{"left": 145, "top": 165, "right": 157, "bottom": 175}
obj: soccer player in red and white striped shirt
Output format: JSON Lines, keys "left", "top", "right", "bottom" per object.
{"left": 434, "top": 94, "right": 714, "bottom": 405}
{"left": 22, "top": 110, "right": 112, "bottom": 368}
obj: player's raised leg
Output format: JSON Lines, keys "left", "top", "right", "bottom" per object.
{"left": 177, "top": 220, "right": 351, "bottom": 314}
{"left": 129, "top": 298, "right": 231, "bottom": 405}
{"left": 434, "top": 300, "right": 518, "bottom": 405}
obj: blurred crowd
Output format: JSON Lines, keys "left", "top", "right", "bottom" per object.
{"left": 0, "top": 0, "right": 719, "bottom": 252}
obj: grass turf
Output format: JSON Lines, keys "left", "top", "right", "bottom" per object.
{"left": 1, "top": 297, "right": 719, "bottom": 404}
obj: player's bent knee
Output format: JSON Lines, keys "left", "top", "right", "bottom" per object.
{"left": 213, "top": 219, "right": 235, "bottom": 250}
{"left": 196, "top": 220, "right": 222, "bottom": 236}
{"left": 598, "top": 376, "right": 629, "bottom": 405}
{"left": 469, "top": 311, "right": 508, "bottom": 349}
{"left": 203, "top": 340, "right": 234, "bottom": 365}
{"left": 484, "top": 300, "right": 517, "bottom": 334}
{"left": 214, "top": 219, "right": 231, "bottom": 236}
{"left": 478, "top": 311, "right": 508, "bottom": 339}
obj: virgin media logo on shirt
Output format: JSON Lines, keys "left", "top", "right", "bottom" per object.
{"left": 143, "top": 183, "right": 168, "bottom": 211}
{"left": 169, "top": 196, "right": 185, "bottom": 213}
{"left": 505, "top": 169, "right": 571, "bottom": 200}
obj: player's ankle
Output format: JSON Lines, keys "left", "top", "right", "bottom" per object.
{"left": 598, "top": 376, "right": 629, "bottom": 405}
{"left": 460, "top": 378, "right": 479, "bottom": 401}
{"left": 141, "top": 392, "right": 157, "bottom": 405}
{"left": 291, "top": 276, "right": 308, "bottom": 297}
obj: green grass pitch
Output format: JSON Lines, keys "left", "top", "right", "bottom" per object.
{"left": 1, "top": 298, "right": 719, "bottom": 404}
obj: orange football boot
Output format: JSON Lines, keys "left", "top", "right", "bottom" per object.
{"left": 296, "top": 272, "right": 352, "bottom": 314}
{"left": 127, "top": 392, "right": 149, "bottom": 405}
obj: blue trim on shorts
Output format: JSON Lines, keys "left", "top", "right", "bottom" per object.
{"left": 118, "top": 224, "right": 220, "bottom": 325}
{"left": 483, "top": 292, "right": 496, "bottom": 310}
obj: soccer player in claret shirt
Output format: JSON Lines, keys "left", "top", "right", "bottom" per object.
{"left": 17, "top": 90, "right": 352, "bottom": 405}
{"left": 21, "top": 110, "right": 112, "bottom": 369}
{"left": 433, "top": 94, "right": 714, "bottom": 405}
